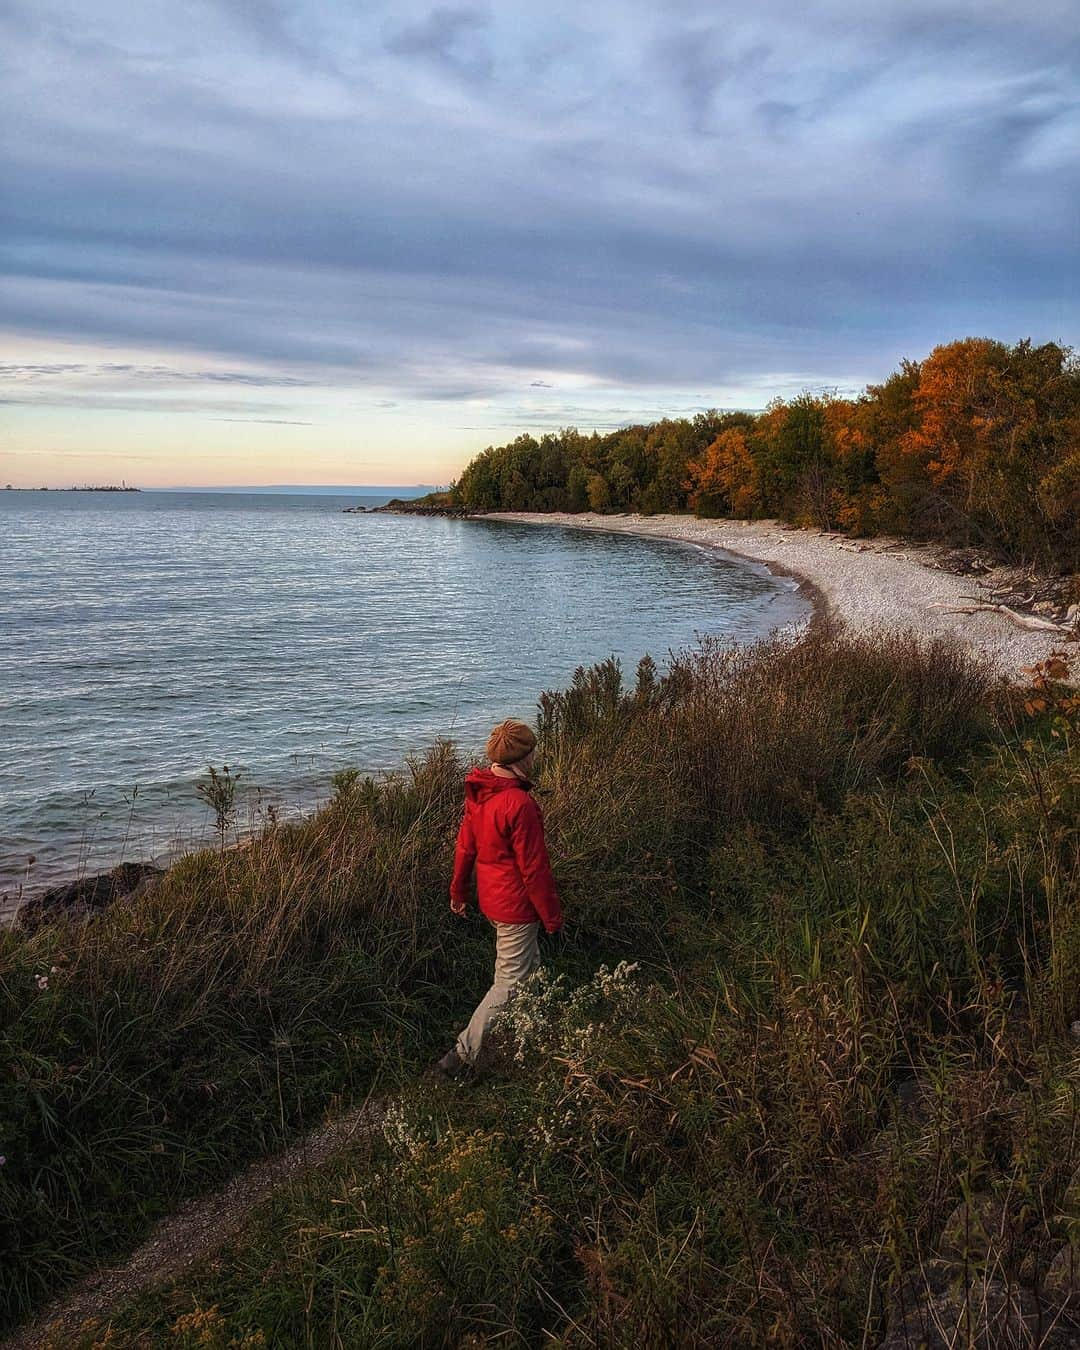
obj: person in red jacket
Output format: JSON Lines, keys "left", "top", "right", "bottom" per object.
{"left": 432, "top": 718, "right": 563, "bottom": 1078}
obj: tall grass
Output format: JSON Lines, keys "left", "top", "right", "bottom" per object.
{"left": 4, "top": 628, "right": 1077, "bottom": 1345}
{"left": 1, "top": 743, "right": 491, "bottom": 1328}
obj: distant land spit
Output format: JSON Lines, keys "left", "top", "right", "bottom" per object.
{"left": 3, "top": 484, "right": 140, "bottom": 492}
{"left": 2, "top": 484, "right": 442, "bottom": 495}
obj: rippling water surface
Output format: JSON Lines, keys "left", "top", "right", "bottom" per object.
{"left": 0, "top": 490, "right": 809, "bottom": 909}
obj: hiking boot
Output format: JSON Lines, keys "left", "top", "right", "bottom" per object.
{"left": 427, "top": 1047, "right": 467, "bottom": 1080}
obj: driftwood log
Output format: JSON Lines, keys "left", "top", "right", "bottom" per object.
{"left": 929, "top": 601, "right": 1074, "bottom": 634}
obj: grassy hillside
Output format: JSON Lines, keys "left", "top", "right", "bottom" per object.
{"left": 3, "top": 630, "right": 1078, "bottom": 1345}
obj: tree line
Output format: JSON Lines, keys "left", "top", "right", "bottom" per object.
{"left": 447, "top": 338, "right": 1080, "bottom": 570}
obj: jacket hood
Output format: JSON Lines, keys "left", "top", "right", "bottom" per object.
{"left": 464, "top": 765, "right": 533, "bottom": 804}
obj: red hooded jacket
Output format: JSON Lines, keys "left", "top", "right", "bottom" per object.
{"left": 450, "top": 767, "right": 563, "bottom": 932}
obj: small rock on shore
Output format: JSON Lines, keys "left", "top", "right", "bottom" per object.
{"left": 16, "top": 861, "right": 163, "bottom": 932}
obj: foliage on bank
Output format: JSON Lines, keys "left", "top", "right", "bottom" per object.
{"left": 450, "top": 337, "right": 1080, "bottom": 570}
{"left": 5, "top": 631, "right": 1078, "bottom": 1344}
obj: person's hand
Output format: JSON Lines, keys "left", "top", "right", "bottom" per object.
{"left": 449, "top": 893, "right": 466, "bottom": 917}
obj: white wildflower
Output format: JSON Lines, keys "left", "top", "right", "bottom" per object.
{"left": 381, "top": 1100, "right": 426, "bottom": 1153}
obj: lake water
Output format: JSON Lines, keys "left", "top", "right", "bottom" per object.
{"left": 0, "top": 490, "right": 809, "bottom": 913}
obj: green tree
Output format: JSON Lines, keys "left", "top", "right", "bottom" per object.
{"left": 586, "top": 471, "right": 611, "bottom": 512}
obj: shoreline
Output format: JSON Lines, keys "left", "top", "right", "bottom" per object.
{"left": 648, "top": 527, "right": 832, "bottom": 631}
{"left": 483, "top": 512, "right": 1075, "bottom": 681}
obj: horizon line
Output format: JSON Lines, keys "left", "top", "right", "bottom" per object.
{"left": 2, "top": 482, "right": 442, "bottom": 493}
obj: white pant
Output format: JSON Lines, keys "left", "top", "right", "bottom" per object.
{"left": 456, "top": 920, "right": 540, "bottom": 1065}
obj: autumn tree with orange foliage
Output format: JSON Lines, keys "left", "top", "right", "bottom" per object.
{"left": 883, "top": 338, "right": 1080, "bottom": 564}
{"left": 684, "top": 427, "right": 760, "bottom": 518}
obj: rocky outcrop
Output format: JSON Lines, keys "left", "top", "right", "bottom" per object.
{"left": 882, "top": 1265, "right": 1071, "bottom": 1348}
{"left": 882, "top": 1187, "right": 1080, "bottom": 1347}
{"left": 1043, "top": 1241, "right": 1080, "bottom": 1320}
{"left": 16, "top": 861, "right": 163, "bottom": 931}
{"left": 375, "top": 499, "right": 474, "bottom": 518}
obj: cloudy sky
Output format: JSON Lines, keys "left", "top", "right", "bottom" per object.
{"left": 1, "top": 0, "right": 1077, "bottom": 487}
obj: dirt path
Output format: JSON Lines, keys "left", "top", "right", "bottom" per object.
{"left": 3, "top": 1097, "right": 385, "bottom": 1349}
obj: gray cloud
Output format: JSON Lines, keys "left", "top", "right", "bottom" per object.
{"left": 386, "top": 5, "right": 493, "bottom": 81}
{"left": 0, "top": 362, "right": 315, "bottom": 386}
{"left": 0, "top": 392, "right": 312, "bottom": 415}
{"left": 0, "top": 0, "right": 1076, "bottom": 427}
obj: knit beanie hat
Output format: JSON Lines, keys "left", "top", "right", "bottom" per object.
{"left": 485, "top": 719, "right": 537, "bottom": 766}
